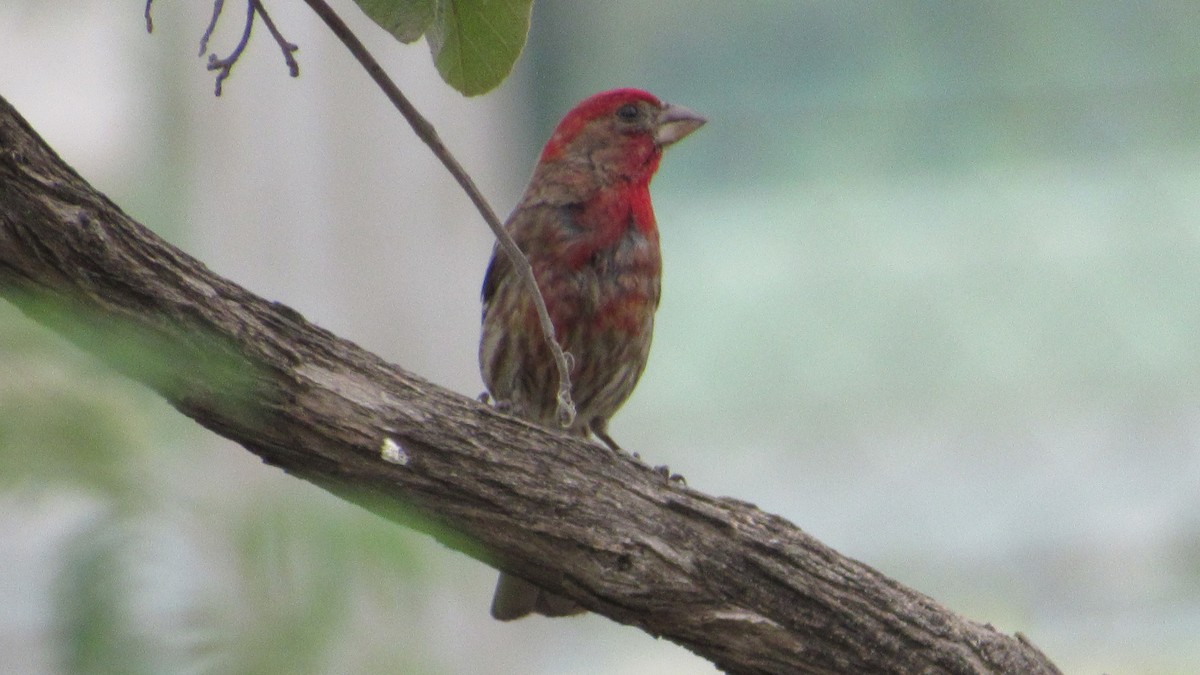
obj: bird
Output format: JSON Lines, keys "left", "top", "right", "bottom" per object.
{"left": 478, "top": 88, "right": 705, "bottom": 620}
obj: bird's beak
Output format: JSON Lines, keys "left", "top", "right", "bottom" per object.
{"left": 654, "top": 103, "right": 706, "bottom": 147}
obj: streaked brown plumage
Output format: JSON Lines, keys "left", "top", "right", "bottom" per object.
{"left": 480, "top": 89, "right": 704, "bottom": 620}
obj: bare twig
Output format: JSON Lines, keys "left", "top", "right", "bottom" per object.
{"left": 299, "top": 0, "right": 578, "bottom": 428}
{"left": 199, "top": 1, "right": 298, "bottom": 96}
{"left": 252, "top": 0, "right": 300, "bottom": 78}
{"left": 198, "top": 0, "right": 227, "bottom": 57}
{"left": 144, "top": 0, "right": 154, "bottom": 33}
{"left": 203, "top": 1, "right": 252, "bottom": 96}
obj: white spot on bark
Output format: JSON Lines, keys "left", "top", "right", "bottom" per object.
{"left": 380, "top": 437, "right": 409, "bottom": 465}
{"left": 707, "top": 608, "right": 781, "bottom": 628}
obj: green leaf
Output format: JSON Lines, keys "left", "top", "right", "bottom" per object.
{"left": 427, "top": 0, "right": 534, "bottom": 95}
{"left": 356, "top": 0, "right": 435, "bottom": 43}
{"left": 352, "top": 0, "right": 532, "bottom": 95}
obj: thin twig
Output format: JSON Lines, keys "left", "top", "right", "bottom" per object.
{"left": 199, "top": 0, "right": 226, "bottom": 57}
{"left": 196, "top": 0, "right": 299, "bottom": 93}
{"left": 144, "top": 0, "right": 154, "bottom": 33}
{"left": 252, "top": 0, "right": 300, "bottom": 78}
{"left": 205, "top": 1, "right": 255, "bottom": 96}
{"left": 299, "top": 0, "right": 578, "bottom": 428}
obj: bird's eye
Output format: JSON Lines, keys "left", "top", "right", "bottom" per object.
{"left": 615, "top": 104, "right": 640, "bottom": 122}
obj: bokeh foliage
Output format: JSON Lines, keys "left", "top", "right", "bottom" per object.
{"left": 0, "top": 299, "right": 442, "bottom": 673}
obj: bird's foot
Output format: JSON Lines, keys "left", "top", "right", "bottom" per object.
{"left": 479, "top": 392, "right": 515, "bottom": 415}
{"left": 651, "top": 464, "right": 687, "bottom": 486}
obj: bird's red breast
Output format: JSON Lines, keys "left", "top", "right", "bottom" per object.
{"left": 480, "top": 88, "right": 703, "bottom": 431}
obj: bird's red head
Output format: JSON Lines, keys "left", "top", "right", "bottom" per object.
{"left": 537, "top": 89, "right": 706, "bottom": 185}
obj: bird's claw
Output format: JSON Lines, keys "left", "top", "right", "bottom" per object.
{"left": 479, "top": 392, "right": 515, "bottom": 415}
{"left": 650, "top": 464, "right": 686, "bottom": 485}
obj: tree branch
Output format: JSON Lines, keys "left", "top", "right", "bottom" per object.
{"left": 0, "top": 95, "right": 1060, "bottom": 674}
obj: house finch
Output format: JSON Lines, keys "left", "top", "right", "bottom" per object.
{"left": 479, "top": 89, "right": 705, "bottom": 620}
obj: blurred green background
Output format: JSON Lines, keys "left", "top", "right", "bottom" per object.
{"left": 2, "top": 1, "right": 1199, "bottom": 673}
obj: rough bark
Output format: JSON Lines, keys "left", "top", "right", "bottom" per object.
{"left": 0, "top": 94, "right": 1061, "bottom": 675}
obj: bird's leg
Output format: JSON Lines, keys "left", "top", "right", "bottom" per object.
{"left": 590, "top": 418, "right": 624, "bottom": 453}
{"left": 592, "top": 419, "right": 686, "bottom": 484}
